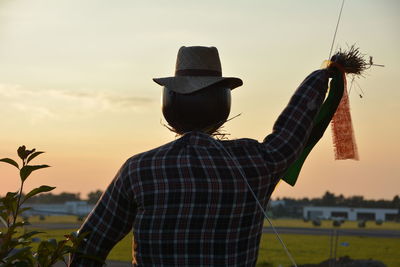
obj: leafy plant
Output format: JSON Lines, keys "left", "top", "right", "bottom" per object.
{"left": 0, "top": 146, "right": 86, "bottom": 266}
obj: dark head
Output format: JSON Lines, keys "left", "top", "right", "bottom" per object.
{"left": 162, "top": 82, "right": 231, "bottom": 135}
{"left": 153, "top": 46, "right": 242, "bottom": 135}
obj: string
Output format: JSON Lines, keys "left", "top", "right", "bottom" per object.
{"left": 239, "top": 172, "right": 298, "bottom": 267}
{"left": 328, "top": 0, "right": 345, "bottom": 60}
{"left": 217, "top": 143, "right": 298, "bottom": 267}
{"left": 208, "top": 2, "right": 349, "bottom": 266}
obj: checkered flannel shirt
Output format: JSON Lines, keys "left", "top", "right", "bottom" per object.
{"left": 70, "top": 70, "right": 329, "bottom": 266}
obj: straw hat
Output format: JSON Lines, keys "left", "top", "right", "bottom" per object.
{"left": 153, "top": 46, "right": 243, "bottom": 94}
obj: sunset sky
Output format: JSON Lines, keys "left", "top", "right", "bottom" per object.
{"left": 1, "top": 0, "right": 399, "bottom": 200}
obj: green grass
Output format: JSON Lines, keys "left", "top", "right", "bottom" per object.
{"left": 13, "top": 217, "right": 399, "bottom": 266}
{"left": 26, "top": 229, "right": 400, "bottom": 267}
{"left": 27, "top": 216, "right": 400, "bottom": 230}
{"left": 27, "top": 215, "right": 83, "bottom": 224}
{"left": 257, "top": 233, "right": 400, "bottom": 267}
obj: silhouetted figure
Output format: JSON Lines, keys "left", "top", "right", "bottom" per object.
{"left": 70, "top": 46, "right": 331, "bottom": 266}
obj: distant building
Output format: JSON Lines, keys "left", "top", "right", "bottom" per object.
{"left": 269, "top": 200, "right": 286, "bottom": 207}
{"left": 303, "top": 206, "right": 399, "bottom": 221}
{"left": 22, "top": 201, "right": 94, "bottom": 217}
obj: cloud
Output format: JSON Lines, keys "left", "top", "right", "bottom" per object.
{"left": 0, "top": 84, "right": 36, "bottom": 98}
{"left": 0, "top": 84, "right": 153, "bottom": 124}
{"left": 12, "top": 103, "right": 56, "bottom": 124}
{"left": 61, "top": 90, "right": 152, "bottom": 108}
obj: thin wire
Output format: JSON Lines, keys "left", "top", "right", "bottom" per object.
{"left": 348, "top": 76, "right": 355, "bottom": 95}
{"left": 328, "top": 0, "right": 345, "bottom": 60}
{"left": 218, "top": 144, "right": 298, "bottom": 267}
{"left": 207, "top": 4, "right": 349, "bottom": 267}
{"left": 237, "top": 167, "right": 298, "bottom": 267}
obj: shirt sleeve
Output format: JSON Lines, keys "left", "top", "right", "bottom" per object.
{"left": 261, "top": 69, "right": 329, "bottom": 177}
{"left": 69, "top": 161, "right": 136, "bottom": 267}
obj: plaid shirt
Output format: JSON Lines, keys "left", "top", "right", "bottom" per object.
{"left": 70, "top": 70, "right": 329, "bottom": 266}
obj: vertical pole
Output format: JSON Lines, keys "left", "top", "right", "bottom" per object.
{"left": 333, "top": 229, "right": 340, "bottom": 267}
{"left": 329, "top": 229, "right": 334, "bottom": 267}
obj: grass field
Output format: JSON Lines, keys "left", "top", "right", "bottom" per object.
{"left": 27, "top": 215, "right": 400, "bottom": 230}
{"left": 11, "top": 217, "right": 399, "bottom": 266}
{"left": 27, "top": 227, "right": 400, "bottom": 267}
{"left": 27, "top": 215, "right": 83, "bottom": 224}
{"left": 256, "top": 233, "right": 400, "bottom": 267}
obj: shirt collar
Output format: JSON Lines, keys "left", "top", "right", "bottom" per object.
{"left": 175, "top": 131, "right": 220, "bottom": 148}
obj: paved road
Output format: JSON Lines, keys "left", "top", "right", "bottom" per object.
{"left": 29, "top": 223, "right": 400, "bottom": 238}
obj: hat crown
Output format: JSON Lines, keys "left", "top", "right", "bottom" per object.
{"left": 153, "top": 45, "right": 242, "bottom": 94}
{"left": 175, "top": 46, "right": 222, "bottom": 74}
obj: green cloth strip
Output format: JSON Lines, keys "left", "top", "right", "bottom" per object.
{"left": 281, "top": 70, "right": 344, "bottom": 186}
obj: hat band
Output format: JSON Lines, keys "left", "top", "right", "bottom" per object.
{"left": 175, "top": 69, "right": 222, "bottom": 77}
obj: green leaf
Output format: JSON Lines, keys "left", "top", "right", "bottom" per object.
{"left": 11, "top": 221, "right": 30, "bottom": 228}
{"left": 18, "top": 230, "right": 44, "bottom": 240}
{"left": 37, "top": 241, "right": 53, "bottom": 265}
{"left": 18, "top": 207, "right": 32, "bottom": 214}
{"left": 4, "top": 191, "right": 18, "bottom": 199}
{"left": 0, "top": 158, "right": 19, "bottom": 169}
{"left": 3, "top": 192, "right": 18, "bottom": 213}
{"left": 18, "top": 145, "right": 27, "bottom": 160}
{"left": 18, "top": 146, "right": 36, "bottom": 161}
{"left": 20, "top": 165, "right": 50, "bottom": 182}
{"left": 27, "top": 151, "right": 44, "bottom": 164}
{"left": 23, "top": 185, "right": 56, "bottom": 202}
{"left": 1, "top": 212, "right": 8, "bottom": 226}
{"left": 47, "top": 238, "right": 57, "bottom": 247}
{"left": 3, "top": 247, "right": 32, "bottom": 262}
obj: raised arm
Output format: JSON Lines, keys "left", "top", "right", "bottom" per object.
{"left": 69, "top": 162, "right": 136, "bottom": 267}
{"left": 261, "top": 69, "right": 329, "bottom": 176}
{"left": 281, "top": 69, "right": 345, "bottom": 185}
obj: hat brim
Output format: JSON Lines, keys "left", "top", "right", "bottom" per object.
{"left": 153, "top": 76, "right": 243, "bottom": 94}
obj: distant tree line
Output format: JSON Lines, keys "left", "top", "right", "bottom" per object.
{"left": 5, "top": 190, "right": 399, "bottom": 211}
{"left": 270, "top": 191, "right": 400, "bottom": 218}
{"left": 275, "top": 191, "right": 400, "bottom": 208}
{"left": 22, "top": 189, "right": 103, "bottom": 204}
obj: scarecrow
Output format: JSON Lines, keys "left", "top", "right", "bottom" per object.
{"left": 70, "top": 46, "right": 361, "bottom": 266}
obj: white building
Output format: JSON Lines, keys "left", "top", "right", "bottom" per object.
{"left": 22, "top": 201, "right": 94, "bottom": 216}
{"left": 303, "top": 206, "right": 399, "bottom": 221}
{"left": 270, "top": 199, "right": 286, "bottom": 207}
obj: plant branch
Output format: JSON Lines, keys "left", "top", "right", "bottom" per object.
{"left": 13, "top": 180, "right": 25, "bottom": 225}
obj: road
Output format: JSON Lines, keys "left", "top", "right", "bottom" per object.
{"left": 29, "top": 223, "right": 400, "bottom": 238}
